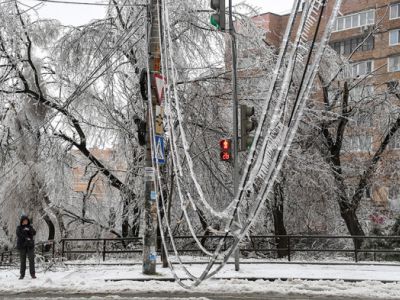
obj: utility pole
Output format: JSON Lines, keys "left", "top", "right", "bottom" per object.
{"left": 229, "top": 0, "right": 240, "bottom": 272}
{"left": 143, "top": 0, "right": 162, "bottom": 275}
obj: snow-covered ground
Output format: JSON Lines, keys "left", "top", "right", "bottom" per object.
{"left": 1, "top": 261, "right": 400, "bottom": 299}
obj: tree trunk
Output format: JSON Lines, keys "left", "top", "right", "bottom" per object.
{"left": 272, "top": 182, "right": 288, "bottom": 258}
{"left": 198, "top": 208, "right": 210, "bottom": 247}
{"left": 121, "top": 190, "right": 137, "bottom": 238}
{"left": 121, "top": 198, "right": 130, "bottom": 238}
{"left": 338, "top": 199, "right": 365, "bottom": 250}
{"left": 131, "top": 206, "right": 140, "bottom": 237}
{"left": 43, "top": 214, "right": 55, "bottom": 252}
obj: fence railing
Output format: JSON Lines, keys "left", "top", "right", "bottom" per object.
{"left": 0, "top": 240, "right": 56, "bottom": 266}
{"left": 0, "top": 250, "right": 14, "bottom": 266}
{"left": 245, "top": 235, "right": 400, "bottom": 262}
{"left": 61, "top": 237, "right": 142, "bottom": 262}
{"left": 2, "top": 235, "right": 400, "bottom": 264}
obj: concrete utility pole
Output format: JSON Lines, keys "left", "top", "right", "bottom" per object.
{"left": 143, "top": 0, "right": 162, "bottom": 275}
{"left": 229, "top": 0, "right": 240, "bottom": 272}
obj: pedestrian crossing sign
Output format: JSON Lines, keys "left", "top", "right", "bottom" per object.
{"left": 153, "top": 135, "right": 166, "bottom": 165}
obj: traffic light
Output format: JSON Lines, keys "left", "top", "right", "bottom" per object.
{"left": 210, "top": 0, "right": 226, "bottom": 30}
{"left": 139, "top": 68, "right": 148, "bottom": 101}
{"left": 240, "top": 105, "right": 256, "bottom": 151}
{"left": 220, "top": 138, "right": 232, "bottom": 161}
{"left": 134, "top": 118, "right": 146, "bottom": 146}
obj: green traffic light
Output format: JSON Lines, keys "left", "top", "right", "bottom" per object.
{"left": 209, "top": 0, "right": 225, "bottom": 30}
{"left": 210, "top": 15, "right": 220, "bottom": 30}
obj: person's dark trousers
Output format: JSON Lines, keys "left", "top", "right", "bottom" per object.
{"left": 19, "top": 247, "right": 35, "bottom": 277}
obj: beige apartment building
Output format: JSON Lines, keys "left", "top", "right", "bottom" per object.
{"left": 70, "top": 148, "right": 126, "bottom": 228}
{"left": 250, "top": 0, "right": 400, "bottom": 212}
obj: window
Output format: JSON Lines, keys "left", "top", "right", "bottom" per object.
{"left": 344, "top": 39, "right": 351, "bottom": 54}
{"left": 362, "top": 35, "right": 375, "bottom": 51}
{"left": 331, "top": 36, "right": 374, "bottom": 56}
{"left": 388, "top": 56, "right": 400, "bottom": 72}
{"left": 354, "top": 113, "right": 373, "bottom": 128}
{"left": 346, "top": 186, "right": 371, "bottom": 199}
{"left": 390, "top": 29, "right": 400, "bottom": 46}
{"left": 349, "top": 85, "right": 374, "bottom": 102}
{"left": 389, "top": 186, "right": 400, "bottom": 211}
{"left": 237, "top": 56, "right": 254, "bottom": 69}
{"left": 347, "top": 60, "right": 373, "bottom": 77}
{"left": 334, "top": 10, "right": 375, "bottom": 32}
{"left": 389, "top": 133, "right": 400, "bottom": 149}
{"left": 358, "top": 135, "right": 372, "bottom": 151}
{"left": 337, "top": 17, "right": 344, "bottom": 31}
{"left": 345, "top": 16, "right": 352, "bottom": 28}
{"left": 390, "top": 3, "right": 400, "bottom": 20}
{"left": 343, "top": 135, "right": 372, "bottom": 152}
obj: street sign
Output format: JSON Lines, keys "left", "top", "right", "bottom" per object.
{"left": 149, "top": 246, "right": 157, "bottom": 261}
{"left": 155, "top": 106, "right": 164, "bottom": 135}
{"left": 153, "top": 135, "right": 166, "bottom": 165}
{"left": 154, "top": 74, "right": 166, "bottom": 105}
{"left": 144, "top": 167, "right": 155, "bottom": 182}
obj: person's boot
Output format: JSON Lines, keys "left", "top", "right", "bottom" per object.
{"left": 19, "top": 276, "right": 24, "bottom": 280}
{"left": 31, "top": 275, "right": 36, "bottom": 279}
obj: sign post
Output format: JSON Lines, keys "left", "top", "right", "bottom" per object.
{"left": 143, "top": 0, "right": 162, "bottom": 275}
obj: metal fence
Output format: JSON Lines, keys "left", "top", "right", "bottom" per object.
{"left": 59, "top": 235, "right": 400, "bottom": 262}
{"left": 2, "top": 235, "right": 400, "bottom": 264}
{"left": 0, "top": 249, "right": 14, "bottom": 266}
{"left": 61, "top": 237, "right": 142, "bottom": 262}
{"left": 0, "top": 240, "right": 56, "bottom": 267}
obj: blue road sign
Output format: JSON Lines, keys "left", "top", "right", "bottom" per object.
{"left": 153, "top": 135, "right": 166, "bottom": 165}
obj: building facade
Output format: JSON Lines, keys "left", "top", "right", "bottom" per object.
{"left": 252, "top": 0, "right": 400, "bottom": 212}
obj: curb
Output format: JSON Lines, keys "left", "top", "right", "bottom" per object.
{"left": 105, "top": 276, "right": 400, "bottom": 283}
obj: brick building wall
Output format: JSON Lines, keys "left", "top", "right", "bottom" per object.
{"left": 251, "top": 0, "right": 400, "bottom": 212}
{"left": 71, "top": 148, "right": 128, "bottom": 198}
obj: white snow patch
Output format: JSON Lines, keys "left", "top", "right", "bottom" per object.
{"left": 1, "top": 262, "right": 400, "bottom": 299}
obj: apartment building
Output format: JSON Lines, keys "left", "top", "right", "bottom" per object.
{"left": 251, "top": 0, "right": 400, "bottom": 212}
{"left": 70, "top": 148, "right": 125, "bottom": 227}
{"left": 72, "top": 148, "right": 114, "bottom": 200}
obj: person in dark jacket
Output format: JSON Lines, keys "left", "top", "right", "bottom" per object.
{"left": 16, "top": 215, "right": 36, "bottom": 279}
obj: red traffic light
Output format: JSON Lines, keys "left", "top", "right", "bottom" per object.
{"left": 220, "top": 139, "right": 232, "bottom": 162}
{"left": 220, "top": 151, "right": 231, "bottom": 161}
{"left": 220, "top": 139, "right": 231, "bottom": 151}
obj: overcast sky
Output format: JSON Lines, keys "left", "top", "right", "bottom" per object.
{"left": 19, "top": 0, "right": 295, "bottom": 26}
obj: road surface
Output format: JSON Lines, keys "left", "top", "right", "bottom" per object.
{"left": 3, "top": 293, "right": 377, "bottom": 300}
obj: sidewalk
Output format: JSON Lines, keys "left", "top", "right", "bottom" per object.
{"left": 105, "top": 262, "right": 400, "bottom": 283}
{"left": 1, "top": 262, "right": 400, "bottom": 299}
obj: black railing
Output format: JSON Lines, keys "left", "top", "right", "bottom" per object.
{"left": 61, "top": 237, "right": 142, "bottom": 262}
{"left": 59, "top": 235, "right": 400, "bottom": 263}
{"left": 2, "top": 235, "right": 400, "bottom": 264}
{"left": 0, "top": 240, "right": 56, "bottom": 266}
{"left": 245, "top": 235, "right": 400, "bottom": 262}
{"left": 0, "top": 250, "right": 14, "bottom": 266}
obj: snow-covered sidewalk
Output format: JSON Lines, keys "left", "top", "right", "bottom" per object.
{"left": 1, "top": 262, "right": 400, "bottom": 299}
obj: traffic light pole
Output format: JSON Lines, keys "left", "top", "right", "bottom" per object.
{"left": 229, "top": 0, "right": 240, "bottom": 272}
{"left": 143, "top": 0, "right": 161, "bottom": 275}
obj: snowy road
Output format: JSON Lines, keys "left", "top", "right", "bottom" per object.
{"left": 1, "top": 293, "right": 379, "bottom": 300}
